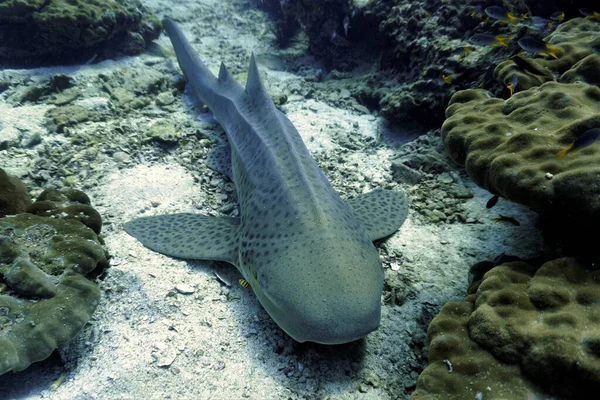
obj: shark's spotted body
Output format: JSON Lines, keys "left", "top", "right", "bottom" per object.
{"left": 125, "top": 18, "right": 408, "bottom": 344}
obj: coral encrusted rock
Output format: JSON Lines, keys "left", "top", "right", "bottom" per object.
{"left": 0, "top": 169, "right": 31, "bottom": 217}
{"left": 441, "top": 81, "right": 600, "bottom": 224}
{"left": 494, "top": 17, "right": 600, "bottom": 93}
{"left": 0, "top": 191, "right": 108, "bottom": 375}
{"left": 412, "top": 257, "right": 600, "bottom": 399}
{"left": 0, "top": 0, "right": 161, "bottom": 66}
{"left": 26, "top": 188, "right": 102, "bottom": 235}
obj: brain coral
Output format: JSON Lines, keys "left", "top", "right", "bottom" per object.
{"left": 441, "top": 80, "right": 600, "bottom": 224}
{"left": 412, "top": 257, "right": 600, "bottom": 399}
{"left": 0, "top": 192, "right": 108, "bottom": 375}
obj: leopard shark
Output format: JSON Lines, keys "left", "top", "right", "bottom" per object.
{"left": 124, "top": 18, "right": 408, "bottom": 344}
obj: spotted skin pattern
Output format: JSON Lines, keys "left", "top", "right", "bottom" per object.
{"left": 124, "top": 18, "right": 408, "bottom": 344}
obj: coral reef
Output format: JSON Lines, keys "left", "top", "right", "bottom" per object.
{"left": 495, "top": 17, "right": 600, "bottom": 93}
{"left": 365, "top": 0, "right": 487, "bottom": 123}
{"left": 411, "top": 301, "right": 539, "bottom": 399}
{"left": 253, "top": 0, "right": 300, "bottom": 47}
{"left": 0, "top": 189, "right": 108, "bottom": 375}
{"left": 271, "top": 0, "right": 365, "bottom": 60}
{"left": 0, "top": 0, "right": 161, "bottom": 67}
{"left": 0, "top": 169, "right": 31, "bottom": 217}
{"left": 441, "top": 11, "right": 600, "bottom": 253}
{"left": 26, "top": 188, "right": 103, "bottom": 235}
{"left": 441, "top": 80, "right": 600, "bottom": 225}
{"left": 412, "top": 257, "right": 600, "bottom": 399}
{"left": 259, "top": 1, "right": 599, "bottom": 125}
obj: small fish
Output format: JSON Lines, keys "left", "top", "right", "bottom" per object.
{"left": 556, "top": 128, "right": 600, "bottom": 160}
{"left": 351, "top": 8, "right": 358, "bottom": 19}
{"left": 592, "top": 40, "right": 600, "bottom": 55}
{"left": 478, "top": 66, "right": 496, "bottom": 89}
{"left": 470, "top": 5, "right": 484, "bottom": 19}
{"left": 529, "top": 16, "right": 556, "bottom": 34}
{"left": 214, "top": 271, "right": 231, "bottom": 287}
{"left": 491, "top": 214, "right": 520, "bottom": 226}
{"left": 510, "top": 53, "right": 554, "bottom": 80}
{"left": 550, "top": 11, "right": 564, "bottom": 22}
{"left": 343, "top": 16, "right": 350, "bottom": 38}
{"left": 50, "top": 372, "right": 66, "bottom": 391}
{"left": 239, "top": 278, "right": 250, "bottom": 288}
{"left": 580, "top": 8, "right": 600, "bottom": 20}
{"left": 485, "top": 6, "right": 522, "bottom": 24}
{"left": 197, "top": 112, "right": 218, "bottom": 125}
{"left": 441, "top": 74, "right": 452, "bottom": 84}
{"left": 486, "top": 195, "right": 500, "bottom": 209}
{"left": 506, "top": 73, "right": 518, "bottom": 97}
{"left": 517, "top": 35, "right": 563, "bottom": 59}
{"left": 470, "top": 33, "right": 509, "bottom": 47}
{"left": 453, "top": 46, "right": 473, "bottom": 59}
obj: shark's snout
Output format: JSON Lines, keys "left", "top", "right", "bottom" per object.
{"left": 255, "top": 237, "right": 384, "bottom": 344}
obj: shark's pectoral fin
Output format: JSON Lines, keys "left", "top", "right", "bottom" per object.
{"left": 347, "top": 189, "right": 408, "bottom": 241}
{"left": 207, "top": 143, "right": 233, "bottom": 180}
{"left": 124, "top": 213, "right": 239, "bottom": 265}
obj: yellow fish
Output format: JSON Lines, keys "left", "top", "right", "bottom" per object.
{"left": 556, "top": 128, "right": 600, "bottom": 160}
{"left": 518, "top": 35, "right": 563, "bottom": 59}
{"left": 239, "top": 278, "right": 250, "bottom": 288}
{"left": 506, "top": 73, "right": 518, "bottom": 97}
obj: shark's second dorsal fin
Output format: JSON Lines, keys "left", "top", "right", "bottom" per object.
{"left": 245, "top": 53, "right": 265, "bottom": 96}
{"left": 218, "top": 62, "right": 233, "bottom": 83}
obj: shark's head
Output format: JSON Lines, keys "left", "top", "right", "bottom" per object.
{"left": 243, "top": 229, "right": 384, "bottom": 344}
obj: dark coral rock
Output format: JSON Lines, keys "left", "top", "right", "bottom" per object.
{"left": 0, "top": 0, "right": 161, "bottom": 67}
{"left": 342, "top": 0, "right": 517, "bottom": 124}
{"left": 0, "top": 169, "right": 31, "bottom": 217}
{"left": 260, "top": 0, "right": 383, "bottom": 69}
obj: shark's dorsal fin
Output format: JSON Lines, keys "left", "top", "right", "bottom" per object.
{"left": 245, "top": 53, "right": 264, "bottom": 95}
{"left": 218, "top": 61, "right": 232, "bottom": 83}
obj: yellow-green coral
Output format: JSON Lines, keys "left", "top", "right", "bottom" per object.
{"left": 471, "top": 258, "right": 600, "bottom": 397}
{"left": 0, "top": 190, "right": 108, "bottom": 375}
{"left": 413, "top": 258, "right": 600, "bottom": 399}
{"left": 412, "top": 300, "right": 539, "bottom": 400}
{"left": 441, "top": 81, "right": 600, "bottom": 223}
{"left": 495, "top": 18, "right": 600, "bottom": 93}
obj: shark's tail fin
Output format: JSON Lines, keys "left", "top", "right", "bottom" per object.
{"left": 162, "top": 18, "right": 244, "bottom": 106}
